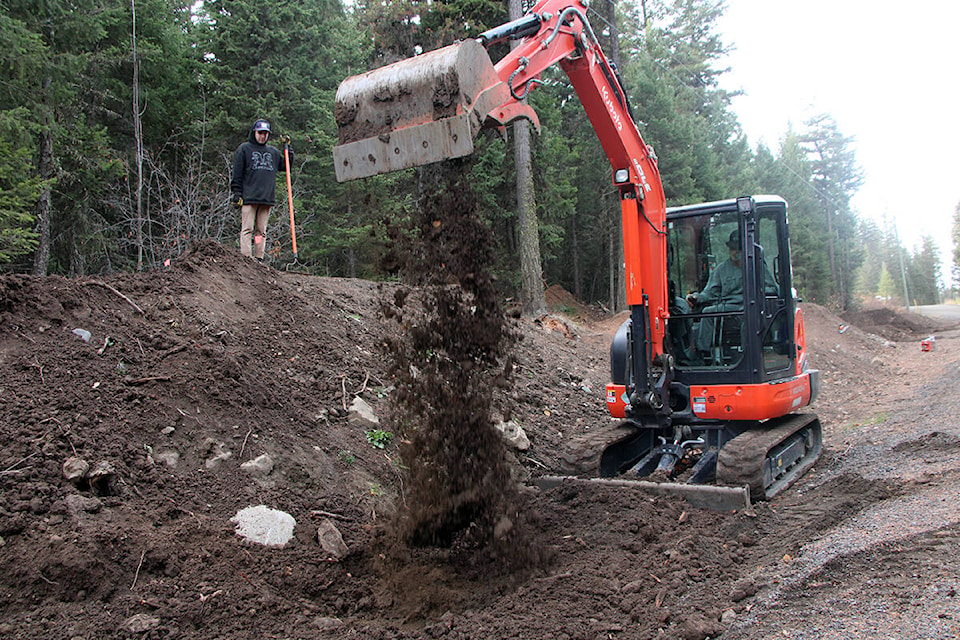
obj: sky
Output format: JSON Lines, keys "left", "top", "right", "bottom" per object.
{"left": 715, "top": 0, "right": 960, "bottom": 273}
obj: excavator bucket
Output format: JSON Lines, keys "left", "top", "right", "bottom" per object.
{"left": 333, "top": 40, "right": 512, "bottom": 182}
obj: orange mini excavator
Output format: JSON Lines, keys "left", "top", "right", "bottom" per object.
{"left": 333, "top": 0, "right": 821, "bottom": 509}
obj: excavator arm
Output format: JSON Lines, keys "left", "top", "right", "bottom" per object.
{"left": 334, "top": 0, "right": 670, "bottom": 401}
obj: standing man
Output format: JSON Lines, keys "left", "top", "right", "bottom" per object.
{"left": 231, "top": 119, "right": 293, "bottom": 261}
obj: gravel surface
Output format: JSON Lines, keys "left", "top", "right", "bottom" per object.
{"left": 724, "top": 327, "right": 960, "bottom": 640}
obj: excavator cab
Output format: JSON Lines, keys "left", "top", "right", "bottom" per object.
{"left": 666, "top": 196, "right": 794, "bottom": 377}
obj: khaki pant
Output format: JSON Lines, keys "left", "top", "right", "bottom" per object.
{"left": 240, "top": 204, "right": 271, "bottom": 259}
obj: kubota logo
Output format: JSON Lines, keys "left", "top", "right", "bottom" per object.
{"left": 632, "top": 159, "right": 652, "bottom": 192}
{"left": 601, "top": 86, "right": 622, "bottom": 132}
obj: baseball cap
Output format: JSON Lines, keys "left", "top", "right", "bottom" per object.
{"left": 725, "top": 230, "right": 741, "bottom": 249}
{"left": 253, "top": 119, "right": 271, "bottom": 133}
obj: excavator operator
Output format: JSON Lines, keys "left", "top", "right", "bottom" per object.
{"left": 686, "top": 230, "right": 778, "bottom": 356}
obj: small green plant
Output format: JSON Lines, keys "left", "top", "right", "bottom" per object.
{"left": 369, "top": 483, "right": 384, "bottom": 497}
{"left": 337, "top": 450, "right": 356, "bottom": 464}
{"left": 365, "top": 429, "right": 394, "bottom": 449}
{"left": 860, "top": 411, "right": 889, "bottom": 426}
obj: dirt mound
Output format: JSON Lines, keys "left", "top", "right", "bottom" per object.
{"left": 841, "top": 306, "right": 950, "bottom": 341}
{"left": 1, "top": 240, "right": 957, "bottom": 639}
{"left": 544, "top": 284, "right": 602, "bottom": 320}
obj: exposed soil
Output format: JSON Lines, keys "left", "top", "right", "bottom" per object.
{"left": 2, "top": 240, "right": 959, "bottom": 640}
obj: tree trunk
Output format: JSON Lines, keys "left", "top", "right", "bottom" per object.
{"left": 514, "top": 121, "right": 546, "bottom": 316}
{"left": 31, "top": 78, "right": 54, "bottom": 277}
{"left": 132, "top": 0, "right": 146, "bottom": 271}
{"left": 571, "top": 212, "right": 582, "bottom": 300}
{"left": 510, "top": 0, "right": 546, "bottom": 317}
{"left": 602, "top": 0, "right": 626, "bottom": 312}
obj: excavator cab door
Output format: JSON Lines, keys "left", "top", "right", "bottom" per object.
{"left": 754, "top": 201, "right": 794, "bottom": 376}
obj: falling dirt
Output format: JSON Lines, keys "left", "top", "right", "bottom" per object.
{"left": 2, "top": 208, "right": 960, "bottom": 637}
{"left": 376, "top": 163, "right": 547, "bottom": 612}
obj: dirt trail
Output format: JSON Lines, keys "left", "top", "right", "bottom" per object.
{"left": 1, "top": 243, "right": 958, "bottom": 640}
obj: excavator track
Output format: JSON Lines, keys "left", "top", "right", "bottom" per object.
{"left": 716, "top": 413, "right": 822, "bottom": 500}
{"left": 559, "top": 422, "right": 644, "bottom": 477}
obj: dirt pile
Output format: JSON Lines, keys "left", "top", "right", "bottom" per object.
{"left": 841, "top": 305, "right": 946, "bottom": 342}
{"left": 1, "top": 242, "right": 958, "bottom": 639}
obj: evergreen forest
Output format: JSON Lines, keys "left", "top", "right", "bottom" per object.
{"left": 0, "top": 0, "right": 950, "bottom": 310}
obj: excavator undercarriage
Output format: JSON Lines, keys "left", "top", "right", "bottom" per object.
{"left": 552, "top": 412, "right": 822, "bottom": 510}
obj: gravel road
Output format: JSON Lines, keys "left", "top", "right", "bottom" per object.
{"left": 724, "top": 327, "right": 960, "bottom": 640}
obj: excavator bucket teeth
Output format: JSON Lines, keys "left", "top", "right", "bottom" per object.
{"left": 333, "top": 40, "right": 510, "bottom": 182}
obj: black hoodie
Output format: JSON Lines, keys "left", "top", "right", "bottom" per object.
{"left": 230, "top": 127, "right": 293, "bottom": 206}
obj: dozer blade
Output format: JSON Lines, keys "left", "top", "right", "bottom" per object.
{"left": 333, "top": 39, "right": 512, "bottom": 182}
{"left": 532, "top": 476, "right": 751, "bottom": 512}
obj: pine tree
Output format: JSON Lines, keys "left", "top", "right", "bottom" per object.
{"left": 798, "top": 114, "right": 864, "bottom": 309}
{"left": 952, "top": 202, "right": 960, "bottom": 292}
{"left": 877, "top": 263, "right": 897, "bottom": 302}
{"left": 2, "top": 0, "right": 129, "bottom": 274}
{"left": 0, "top": 110, "right": 45, "bottom": 263}
{"left": 907, "top": 235, "right": 941, "bottom": 305}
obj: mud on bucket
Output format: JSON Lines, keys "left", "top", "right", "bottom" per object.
{"left": 333, "top": 40, "right": 510, "bottom": 182}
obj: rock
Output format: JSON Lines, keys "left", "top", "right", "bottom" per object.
{"left": 736, "top": 533, "right": 757, "bottom": 546}
{"left": 72, "top": 328, "right": 92, "bottom": 342}
{"left": 153, "top": 449, "right": 180, "bottom": 468}
{"left": 160, "top": 426, "right": 175, "bottom": 435}
{"left": 317, "top": 519, "right": 350, "bottom": 559}
{"left": 62, "top": 457, "right": 90, "bottom": 483}
{"left": 679, "top": 614, "right": 721, "bottom": 640}
{"left": 729, "top": 579, "right": 758, "bottom": 602}
{"left": 200, "top": 438, "right": 232, "bottom": 469}
{"left": 65, "top": 493, "right": 102, "bottom": 516}
{"left": 495, "top": 420, "right": 530, "bottom": 450}
{"left": 348, "top": 396, "right": 379, "bottom": 429}
{"left": 231, "top": 505, "right": 296, "bottom": 547}
{"left": 314, "top": 616, "right": 343, "bottom": 630}
{"left": 87, "top": 460, "right": 116, "bottom": 494}
{"left": 121, "top": 613, "right": 161, "bottom": 633}
{"left": 720, "top": 608, "right": 737, "bottom": 624}
{"left": 241, "top": 454, "right": 274, "bottom": 478}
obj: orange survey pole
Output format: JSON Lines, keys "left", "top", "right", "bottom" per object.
{"left": 283, "top": 142, "right": 299, "bottom": 266}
